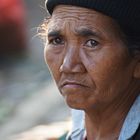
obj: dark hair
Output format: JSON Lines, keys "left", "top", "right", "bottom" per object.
{"left": 123, "top": 33, "right": 140, "bottom": 55}
{"left": 127, "top": 37, "right": 140, "bottom": 53}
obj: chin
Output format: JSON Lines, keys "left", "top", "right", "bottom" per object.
{"left": 68, "top": 104, "right": 85, "bottom": 110}
{"left": 65, "top": 96, "right": 86, "bottom": 110}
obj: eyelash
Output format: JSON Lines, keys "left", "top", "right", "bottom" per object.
{"left": 84, "top": 39, "right": 99, "bottom": 49}
{"left": 49, "top": 37, "right": 64, "bottom": 45}
{"left": 48, "top": 37, "right": 99, "bottom": 50}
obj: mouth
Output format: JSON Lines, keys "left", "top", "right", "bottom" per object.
{"left": 61, "top": 80, "right": 89, "bottom": 89}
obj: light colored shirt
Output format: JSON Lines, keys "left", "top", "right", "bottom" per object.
{"left": 119, "top": 95, "right": 140, "bottom": 140}
{"left": 68, "top": 95, "right": 140, "bottom": 140}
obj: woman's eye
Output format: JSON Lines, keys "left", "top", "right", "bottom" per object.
{"left": 85, "top": 39, "right": 99, "bottom": 48}
{"left": 49, "top": 37, "right": 64, "bottom": 45}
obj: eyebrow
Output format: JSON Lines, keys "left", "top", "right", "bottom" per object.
{"left": 75, "top": 28, "right": 101, "bottom": 38}
{"left": 48, "top": 30, "right": 61, "bottom": 37}
{"left": 48, "top": 28, "right": 101, "bottom": 39}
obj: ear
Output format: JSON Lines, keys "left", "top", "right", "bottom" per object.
{"left": 133, "top": 55, "right": 140, "bottom": 78}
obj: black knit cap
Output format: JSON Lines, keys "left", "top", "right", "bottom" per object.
{"left": 46, "top": 0, "right": 140, "bottom": 38}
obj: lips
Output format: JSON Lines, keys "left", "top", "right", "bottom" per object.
{"left": 60, "top": 80, "right": 89, "bottom": 89}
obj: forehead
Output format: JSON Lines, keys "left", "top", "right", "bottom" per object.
{"left": 47, "top": 5, "right": 120, "bottom": 38}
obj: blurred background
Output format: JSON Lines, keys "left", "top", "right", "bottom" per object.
{"left": 0, "top": 0, "right": 70, "bottom": 139}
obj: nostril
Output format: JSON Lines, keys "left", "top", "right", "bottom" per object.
{"left": 59, "top": 60, "right": 86, "bottom": 73}
{"left": 59, "top": 48, "right": 86, "bottom": 73}
{"left": 59, "top": 59, "right": 71, "bottom": 73}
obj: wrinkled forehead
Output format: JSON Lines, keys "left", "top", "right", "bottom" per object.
{"left": 52, "top": 5, "right": 100, "bottom": 19}
{"left": 49, "top": 5, "right": 111, "bottom": 25}
{"left": 47, "top": 5, "right": 121, "bottom": 38}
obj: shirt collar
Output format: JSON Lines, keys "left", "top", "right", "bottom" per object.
{"left": 119, "top": 95, "right": 140, "bottom": 140}
{"left": 70, "top": 95, "right": 140, "bottom": 140}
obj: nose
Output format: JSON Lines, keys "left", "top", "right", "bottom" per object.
{"left": 60, "top": 47, "right": 86, "bottom": 73}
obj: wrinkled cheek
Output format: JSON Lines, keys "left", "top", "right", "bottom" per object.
{"left": 44, "top": 46, "right": 49, "bottom": 63}
{"left": 44, "top": 48, "right": 61, "bottom": 83}
{"left": 87, "top": 64, "right": 110, "bottom": 93}
{"left": 44, "top": 47, "right": 55, "bottom": 66}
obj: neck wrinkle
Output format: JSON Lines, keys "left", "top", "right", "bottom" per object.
{"left": 84, "top": 80, "right": 140, "bottom": 140}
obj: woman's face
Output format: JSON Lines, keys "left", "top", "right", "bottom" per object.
{"left": 44, "top": 5, "right": 137, "bottom": 110}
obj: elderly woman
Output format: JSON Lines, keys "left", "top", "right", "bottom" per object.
{"left": 43, "top": 0, "right": 140, "bottom": 139}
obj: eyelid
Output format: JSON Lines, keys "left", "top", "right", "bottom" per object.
{"left": 48, "top": 36, "right": 64, "bottom": 45}
{"left": 83, "top": 38, "right": 100, "bottom": 50}
{"left": 48, "top": 36, "right": 56, "bottom": 42}
{"left": 47, "top": 37, "right": 54, "bottom": 44}
{"left": 48, "top": 35, "right": 59, "bottom": 41}
{"left": 85, "top": 39, "right": 98, "bottom": 45}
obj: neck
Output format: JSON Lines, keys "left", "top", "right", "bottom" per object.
{"left": 85, "top": 111, "right": 123, "bottom": 140}
{"left": 85, "top": 84, "right": 140, "bottom": 140}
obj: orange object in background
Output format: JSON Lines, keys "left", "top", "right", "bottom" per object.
{"left": 0, "top": 0, "right": 26, "bottom": 56}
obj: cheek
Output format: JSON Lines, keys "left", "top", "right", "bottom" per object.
{"left": 83, "top": 49, "right": 131, "bottom": 94}
{"left": 44, "top": 46, "right": 61, "bottom": 82}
